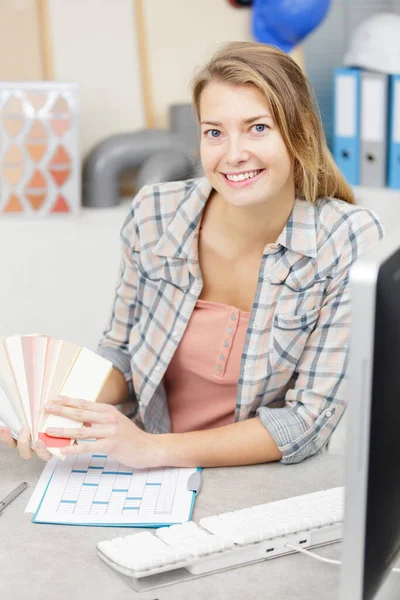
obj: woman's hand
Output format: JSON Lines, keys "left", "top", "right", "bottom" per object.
{"left": 44, "top": 396, "right": 164, "bottom": 469}
{"left": 0, "top": 425, "right": 52, "bottom": 461}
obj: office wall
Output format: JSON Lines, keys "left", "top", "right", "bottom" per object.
{"left": 0, "top": 0, "right": 44, "bottom": 79}
{"left": 46, "top": 0, "right": 253, "bottom": 155}
{"left": 42, "top": 0, "right": 254, "bottom": 158}
{"left": 47, "top": 0, "right": 145, "bottom": 157}
{"left": 141, "top": 0, "right": 252, "bottom": 128}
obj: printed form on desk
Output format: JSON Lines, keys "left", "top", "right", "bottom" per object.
{"left": 25, "top": 453, "right": 200, "bottom": 527}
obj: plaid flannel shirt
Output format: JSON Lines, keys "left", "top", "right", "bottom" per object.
{"left": 96, "top": 177, "right": 384, "bottom": 464}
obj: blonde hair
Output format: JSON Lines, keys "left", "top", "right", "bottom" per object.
{"left": 191, "top": 41, "right": 355, "bottom": 205}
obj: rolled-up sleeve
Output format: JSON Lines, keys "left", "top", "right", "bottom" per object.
{"left": 96, "top": 191, "right": 144, "bottom": 396}
{"left": 257, "top": 208, "right": 385, "bottom": 464}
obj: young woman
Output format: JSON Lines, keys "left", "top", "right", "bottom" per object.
{"left": 0, "top": 42, "right": 383, "bottom": 468}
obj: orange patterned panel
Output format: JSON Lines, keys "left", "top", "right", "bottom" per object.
{"left": 2, "top": 95, "right": 25, "bottom": 137}
{"left": 49, "top": 96, "right": 70, "bottom": 137}
{"left": 25, "top": 92, "right": 47, "bottom": 112}
{"left": 25, "top": 169, "right": 47, "bottom": 210}
{"left": 51, "top": 194, "right": 71, "bottom": 213}
{"left": 48, "top": 145, "right": 71, "bottom": 186}
{"left": 4, "top": 193, "right": 24, "bottom": 212}
{"left": 25, "top": 120, "right": 48, "bottom": 162}
{"left": 2, "top": 144, "right": 25, "bottom": 186}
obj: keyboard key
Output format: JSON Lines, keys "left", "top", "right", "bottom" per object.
{"left": 156, "top": 521, "right": 235, "bottom": 556}
{"left": 98, "top": 531, "right": 189, "bottom": 572}
{"left": 199, "top": 488, "right": 344, "bottom": 544}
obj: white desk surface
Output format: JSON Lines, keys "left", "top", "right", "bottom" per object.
{"left": 0, "top": 448, "right": 398, "bottom": 600}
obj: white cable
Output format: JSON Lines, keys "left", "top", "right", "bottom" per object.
{"left": 285, "top": 543, "right": 341, "bottom": 565}
{"left": 285, "top": 544, "right": 400, "bottom": 573}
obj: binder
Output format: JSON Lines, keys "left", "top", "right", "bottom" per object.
{"left": 360, "top": 70, "right": 389, "bottom": 187}
{"left": 388, "top": 74, "right": 400, "bottom": 190}
{"left": 333, "top": 67, "right": 362, "bottom": 186}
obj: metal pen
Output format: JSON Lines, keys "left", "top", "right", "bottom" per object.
{"left": 0, "top": 482, "right": 28, "bottom": 514}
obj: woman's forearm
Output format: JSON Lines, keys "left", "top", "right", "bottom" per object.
{"left": 156, "top": 417, "right": 282, "bottom": 468}
{"left": 97, "top": 367, "right": 129, "bottom": 405}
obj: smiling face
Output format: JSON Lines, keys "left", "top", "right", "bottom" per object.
{"left": 199, "top": 81, "right": 295, "bottom": 209}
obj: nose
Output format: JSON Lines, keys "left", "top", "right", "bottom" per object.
{"left": 225, "top": 136, "right": 250, "bottom": 165}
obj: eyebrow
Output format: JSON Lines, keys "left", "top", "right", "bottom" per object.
{"left": 200, "top": 114, "right": 274, "bottom": 126}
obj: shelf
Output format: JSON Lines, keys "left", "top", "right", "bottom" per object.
{"left": 352, "top": 186, "right": 400, "bottom": 203}
{"left": 351, "top": 187, "right": 400, "bottom": 234}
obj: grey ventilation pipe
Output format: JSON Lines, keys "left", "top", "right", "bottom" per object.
{"left": 82, "top": 104, "right": 203, "bottom": 208}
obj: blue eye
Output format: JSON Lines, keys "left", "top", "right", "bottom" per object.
{"left": 252, "top": 124, "right": 268, "bottom": 133}
{"left": 205, "top": 129, "right": 221, "bottom": 138}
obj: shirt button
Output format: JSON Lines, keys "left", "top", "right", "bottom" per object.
{"left": 231, "top": 314, "right": 237, "bottom": 321}
{"left": 219, "top": 354, "right": 225, "bottom": 360}
{"left": 155, "top": 366, "right": 161, "bottom": 372}
{"left": 216, "top": 365, "right": 222, "bottom": 372}
{"left": 243, "top": 365, "right": 250, "bottom": 371}
{"left": 227, "top": 327, "right": 233, "bottom": 334}
{"left": 325, "top": 410, "right": 333, "bottom": 418}
{"left": 263, "top": 276, "right": 270, "bottom": 282}
{"left": 223, "top": 340, "right": 229, "bottom": 347}
{"left": 172, "top": 331, "right": 178, "bottom": 337}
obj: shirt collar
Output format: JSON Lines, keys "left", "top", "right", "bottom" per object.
{"left": 276, "top": 197, "right": 317, "bottom": 258}
{"left": 153, "top": 178, "right": 317, "bottom": 260}
{"left": 153, "top": 177, "right": 212, "bottom": 260}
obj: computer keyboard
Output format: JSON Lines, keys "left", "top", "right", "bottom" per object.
{"left": 97, "top": 486, "right": 344, "bottom": 583}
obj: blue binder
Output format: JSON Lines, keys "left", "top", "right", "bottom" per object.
{"left": 333, "top": 67, "right": 362, "bottom": 186}
{"left": 388, "top": 74, "right": 400, "bottom": 190}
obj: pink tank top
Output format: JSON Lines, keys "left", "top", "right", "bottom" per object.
{"left": 164, "top": 299, "right": 251, "bottom": 433}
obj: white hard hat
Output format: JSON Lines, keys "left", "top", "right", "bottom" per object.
{"left": 344, "top": 12, "right": 400, "bottom": 75}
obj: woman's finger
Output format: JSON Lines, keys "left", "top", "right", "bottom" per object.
{"left": 0, "top": 426, "right": 17, "bottom": 449}
{"left": 46, "top": 425, "right": 116, "bottom": 440}
{"left": 17, "top": 426, "right": 33, "bottom": 459}
{"left": 60, "top": 439, "right": 109, "bottom": 457}
{"left": 0, "top": 426, "right": 51, "bottom": 461}
{"left": 34, "top": 440, "right": 52, "bottom": 461}
{"left": 45, "top": 405, "right": 115, "bottom": 425}
{"left": 54, "top": 396, "right": 110, "bottom": 412}
{"left": 45, "top": 398, "right": 116, "bottom": 425}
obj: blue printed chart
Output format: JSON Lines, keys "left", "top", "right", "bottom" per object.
{"left": 32, "top": 453, "right": 198, "bottom": 526}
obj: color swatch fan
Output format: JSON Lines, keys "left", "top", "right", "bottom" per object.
{"left": 0, "top": 335, "right": 112, "bottom": 458}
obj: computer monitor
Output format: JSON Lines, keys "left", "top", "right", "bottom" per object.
{"left": 340, "top": 229, "right": 400, "bottom": 600}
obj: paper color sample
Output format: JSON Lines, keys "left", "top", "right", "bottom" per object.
{"left": 0, "top": 335, "right": 112, "bottom": 459}
{"left": 0, "top": 82, "right": 80, "bottom": 216}
{"left": 0, "top": 338, "right": 27, "bottom": 430}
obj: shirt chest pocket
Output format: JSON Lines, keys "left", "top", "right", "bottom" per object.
{"left": 269, "top": 307, "right": 320, "bottom": 372}
{"left": 137, "top": 254, "right": 190, "bottom": 293}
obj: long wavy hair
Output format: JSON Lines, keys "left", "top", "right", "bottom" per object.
{"left": 191, "top": 41, "right": 355, "bottom": 205}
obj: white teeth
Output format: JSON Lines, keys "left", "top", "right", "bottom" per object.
{"left": 225, "top": 170, "right": 260, "bottom": 182}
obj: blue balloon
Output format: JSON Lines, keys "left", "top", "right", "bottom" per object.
{"left": 252, "top": 0, "right": 331, "bottom": 52}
